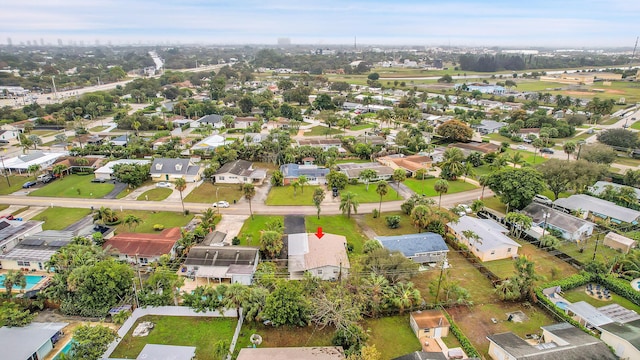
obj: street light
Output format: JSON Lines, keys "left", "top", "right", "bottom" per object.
{"left": 541, "top": 212, "right": 550, "bottom": 238}
{"left": 216, "top": 187, "right": 220, "bottom": 214}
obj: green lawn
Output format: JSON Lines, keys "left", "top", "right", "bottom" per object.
{"left": 563, "top": 286, "right": 640, "bottom": 313}
{"left": 343, "top": 183, "right": 398, "bottom": 203}
{"left": 29, "top": 174, "right": 114, "bottom": 199}
{"left": 265, "top": 185, "right": 321, "bottom": 205}
{"left": 111, "top": 316, "right": 237, "bottom": 360}
{"left": 513, "top": 80, "right": 568, "bottom": 92}
{"left": 631, "top": 121, "right": 640, "bottom": 130}
{"left": 350, "top": 123, "right": 374, "bottom": 131}
{"left": 503, "top": 149, "right": 548, "bottom": 165}
{"left": 364, "top": 316, "right": 421, "bottom": 359}
{"left": 473, "top": 165, "right": 493, "bottom": 178}
{"left": 306, "top": 215, "right": 368, "bottom": 255}
{"left": 113, "top": 210, "right": 194, "bottom": 233}
{"left": 237, "top": 215, "right": 283, "bottom": 246}
{"left": 303, "top": 126, "right": 342, "bottom": 136}
{"left": 184, "top": 182, "right": 244, "bottom": 204}
{"left": 570, "top": 132, "right": 594, "bottom": 142}
{"left": 485, "top": 133, "right": 516, "bottom": 144}
{"left": 556, "top": 236, "right": 621, "bottom": 264}
{"left": 614, "top": 156, "right": 640, "bottom": 167}
{"left": 89, "top": 125, "right": 109, "bottom": 132}
{"left": 482, "top": 196, "right": 507, "bottom": 214}
{"left": 0, "top": 204, "right": 8, "bottom": 212}
{"left": 31, "top": 207, "right": 91, "bottom": 230}
{"left": 137, "top": 188, "right": 172, "bottom": 201}
{"left": 361, "top": 211, "right": 416, "bottom": 236}
{"left": 0, "top": 175, "right": 37, "bottom": 195}
{"left": 403, "top": 178, "right": 477, "bottom": 197}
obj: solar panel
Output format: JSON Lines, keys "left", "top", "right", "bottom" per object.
{"left": 0, "top": 221, "right": 10, "bottom": 230}
{"left": 20, "top": 238, "right": 45, "bottom": 246}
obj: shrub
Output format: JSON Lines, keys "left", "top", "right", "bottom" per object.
{"left": 232, "top": 236, "right": 240, "bottom": 245}
{"left": 153, "top": 224, "right": 165, "bottom": 231}
{"left": 442, "top": 310, "right": 480, "bottom": 358}
{"left": 372, "top": 209, "right": 379, "bottom": 218}
{"left": 386, "top": 215, "right": 401, "bottom": 229}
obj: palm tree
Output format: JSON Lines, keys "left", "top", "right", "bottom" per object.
{"left": 363, "top": 274, "right": 391, "bottom": 317}
{"left": 52, "top": 164, "right": 68, "bottom": 179}
{"left": 224, "top": 283, "right": 248, "bottom": 318}
{"left": 243, "top": 183, "right": 256, "bottom": 219}
{"left": 434, "top": 179, "right": 449, "bottom": 208}
{"left": 297, "top": 175, "right": 309, "bottom": 194}
{"left": 27, "top": 164, "right": 40, "bottom": 178}
{"left": 619, "top": 251, "right": 640, "bottom": 279}
{"left": 376, "top": 181, "right": 388, "bottom": 214}
{"left": 292, "top": 181, "right": 300, "bottom": 197}
{"left": 462, "top": 162, "right": 475, "bottom": 182}
{"left": 411, "top": 205, "right": 433, "bottom": 232}
{"left": 123, "top": 214, "right": 143, "bottom": 231}
{"left": 359, "top": 169, "right": 377, "bottom": 191}
{"left": 563, "top": 141, "right": 576, "bottom": 160}
{"left": 440, "top": 147, "right": 465, "bottom": 180}
{"left": 462, "top": 230, "right": 482, "bottom": 254}
{"left": 313, "top": 188, "right": 325, "bottom": 219}
{"left": 93, "top": 206, "right": 118, "bottom": 225}
{"left": 478, "top": 175, "right": 489, "bottom": 200}
{"left": 392, "top": 168, "right": 406, "bottom": 199}
{"left": 392, "top": 282, "right": 421, "bottom": 315}
{"left": 339, "top": 191, "right": 359, "bottom": 218}
{"left": 509, "top": 152, "right": 524, "bottom": 168}
{"left": 2, "top": 270, "right": 26, "bottom": 296}
{"left": 200, "top": 208, "right": 217, "bottom": 230}
{"left": 74, "top": 157, "right": 90, "bottom": 172}
{"left": 175, "top": 178, "right": 187, "bottom": 214}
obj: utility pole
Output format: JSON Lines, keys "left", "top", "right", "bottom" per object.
{"left": 51, "top": 76, "right": 58, "bottom": 100}
{"left": 0, "top": 154, "right": 10, "bottom": 186}
{"left": 592, "top": 233, "right": 602, "bottom": 262}
{"left": 434, "top": 260, "right": 446, "bottom": 304}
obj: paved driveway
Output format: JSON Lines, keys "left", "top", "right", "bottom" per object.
{"left": 215, "top": 214, "right": 249, "bottom": 243}
{"left": 103, "top": 181, "right": 128, "bottom": 199}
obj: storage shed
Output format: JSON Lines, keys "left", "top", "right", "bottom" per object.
{"left": 603, "top": 232, "right": 637, "bottom": 254}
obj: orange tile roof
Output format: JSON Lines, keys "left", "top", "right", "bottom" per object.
{"left": 103, "top": 227, "right": 181, "bottom": 257}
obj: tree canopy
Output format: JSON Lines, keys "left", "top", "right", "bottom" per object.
{"left": 487, "top": 167, "right": 545, "bottom": 211}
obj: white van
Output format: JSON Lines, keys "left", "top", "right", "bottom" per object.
{"left": 533, "top": 194, "right": 552, "bottom": 205}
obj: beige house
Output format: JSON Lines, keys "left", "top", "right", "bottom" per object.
{"left": 447, "top": 216, "right": 520, "bottom": 262}
{"left": 603, "top": 232, "right": 637, "bottom": 254}
{"left": 410, "top": 310, "right": 450, "bottom": 339}
{"left": 213, "top": 159, "right": 266, "bottom": 184}
{"left": 288, "top": 233, "right": 350, "bottom": 280}
{"left": 149, "top": 158, "right": 203, "bottom": 183}
{"left": 600, "top": 319, "right": 640, "bottom": 360}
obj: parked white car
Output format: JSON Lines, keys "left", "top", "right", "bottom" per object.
{"left": 212, "top": 201, "right": 230, "bottom": 208}
{"left": 516, "top": 145, "right": 527, "bottom": 150}
{"left": 459, "top": 204, "right": 472, "bottom": 214}
{"left": 156, "top": 182, "right": 172, "bottom": 188}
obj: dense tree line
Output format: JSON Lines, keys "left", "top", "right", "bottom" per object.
{"left": 458, "top": 53, "right": 631, "bottom": 72}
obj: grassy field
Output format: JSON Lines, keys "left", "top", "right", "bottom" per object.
{"left": 350, "top": 123, "right": 375, "bottom": 131}
{"left": 613, "top": 156, "right": 640, "bottom": 167}
{"left": 364, "top": 316, "right": 422, "bottom": 359}
{"left": 31, "top": 207, "right": 91, "bottom": 230}
{"left": 563, "top": 285, "right": 640, "bottom": 313}
{"left": 184, "top": 182, "right": 244, "bottom": 204}
{"left": 265, "top": 185, "right": 321, "bottom": 205}
{"left": 485, "top": 133, "right": 517, "bottom": 144}
{"left": 631, "top": 120, "right": 640, "bottom": 130}
{"left": 29, "top": 174, "right": 114, "bottom": 199}
{"left": 482, "top": 196, "right": 507, "bottom": 214}
{"left": 113, "top": 210, "right": 194, "bottom": 233}
{"left": 342, "top": 183, "right": 398, "bottom": 203}
{"left": 237, "top": 215, "right": 283, "bottom": 246}
{"left": 503, "top": 149, "right": 548, "bottom": 165}
{"left": 303, "top": 126, "right": 342, "bottom": 136}
{"left": 403, "top": 178, "right": 477, "bottom": 197}
{"left": 306, "top": 215, "right": 368, "bottom": 255}
{"left": 137, "top": 188, "right": 173, "bottom": 201}
{"left": 360, "top": 211, "right": 416, "bottom": 236}
{"left": 0, "top": 175, "right": 37, "bottom": 195}
{"left": 238, "top": 323, "right": 333, "bottom": 349}
{"left": 556, "top": 235, "right": 621, "bottom": 264}
{"left": 111, "top": 316, "right": 237, "bottom": 360}
{"left": 89, "top": 125, "right": 110, "bottom": 132}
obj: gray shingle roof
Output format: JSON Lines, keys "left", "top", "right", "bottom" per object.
{"left": 376, "top": 233, "right": 448, "bottom": 257}
{"left": 150, "top": 158, "right": 199, "bottom": 175}
{"left": 197, "top": 114, "right": 223, "bottom": 124}
{"left": 554, "top": 194, "right": 640, "bottom": 223}
{"left": 216, "top": 159, "right": 253, "bottom": 176}
{"left": 521, "top": 202, "right": 593, "bottom": 233}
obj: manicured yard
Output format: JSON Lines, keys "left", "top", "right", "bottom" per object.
{"left": 342, "top": 183, "right": 398, "bottom": 203}
{"left": 364, "top": 316, "right": 421, "bottom": 359}
{"left": 361, "top": 211, "right": 416, "bottom": 236}
{"left": 31, "top": 207, "right": 91, "bottom": 230}
{"left": 562, "top": 286, "right": 640, "bottom": 313}
{"left": 265, "top": 185, "right": 321, "bottom": 205}
{"left": 89, "top": 125, "right": 109, "bottom": 132}
{"left": 482, "top": 196, "right": 507, "bottom": 214}
{"left": 306, "top": 215, "right": 368, "bottom": 255}
{"left": 631, "top": 120, "right": 640, "bottom": 130}
{"left": 350, "top": 123, "right": 374, "bottom": 131}
{"left": 503, "top": 149, "right": 548, "bottom": 165}
{"left": 111, "top": 316, "right": 237, "bottom": 360}
{"left": 237, "top": 215, "right": 284, "bottom": 246}
{"left": 303, "top": 126, "right": 342, "bottom": 136}
{"left": 113, "top": 210, "right": 194, "bottom": 233}
{"left": 29, "top": 174, "right": 114, "bottom": 199}
{"left": 184, "top": 182, "right": 244, "bottom": 204}
{"left": 613, "top": 156, "right": 640, "bottom": 167}
{"left": 403, "top": 178, "right": 477, "bottom": 197}
{"left": 0, "top": 175, "right": 37, "bottom": 195}
{"left": 137, "top": 187, "right": 172, "bottom": 201}
{"left": 485, "top": 133, "right": 516, "bottom": 144}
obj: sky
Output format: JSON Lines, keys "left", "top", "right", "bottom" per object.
{"left": 1, "top": 0, "right": 639, "bottom": 48}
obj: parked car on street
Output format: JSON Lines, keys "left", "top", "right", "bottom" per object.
{"left": 156, "top": 182, "right": 172, "bottom": 188}
{"left": 533, "top": 194, "right": 553, "bottom": 205}
{"left": 516, "top": 145, "right": 527, "bottom": 150}
{"left": 91, "top": 178, "right": 107, "bottom": 183}
{"left": 212, "top": 201, "right": 230, "bottom": 208}
{"left": 22, "top": 181, "right": 37, "bottom": 189}
{"left": 541, "top": 148, "right": 555, "bottom": 154}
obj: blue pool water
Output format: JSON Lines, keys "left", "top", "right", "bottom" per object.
{"left": 555, "top": 301, "right": 569, "bottom": 310}
{"left": 53, "top": 340, "right": 74, "bottom": 360}
{"left": 0, "top": 274, "right": 45, "bottom": 290}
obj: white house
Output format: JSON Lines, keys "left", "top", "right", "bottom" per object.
{"left": 447, "top": 217, "right": 521, "bottom": 262}
{"left": 191, "top": 134, "right": 231, "bottom": 152}
{"left": 0, "top": 322, "right": 68, "bottom": 360}
{"left": 0, "top": 151, "right": 68, "bottom": 175}
{"left": 600, "top": 319, "right": 640, "bottom": 360}
{"left": 93, "top": 159, "right": 150, "bottom": 180}
{"left": 288, "top": 232, "right": 350, "bottom": 280}
{"left": 213, "top": 159, "right": 266, "bottom": 184}
{"left": 183, "top": 246, "right": 260, "bottom": 285}
{"left": 521, "top": 202, "right": 594, "bottom": 242}
{"left": 149, "top": 158, "right": 203, "bottom": 183}
{"left": 0, "top": 219, "right": 44, "bottom": 254}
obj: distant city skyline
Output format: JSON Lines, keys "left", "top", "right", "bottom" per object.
{"left": 1, "top": 0, "right": 639, "bottom": 48}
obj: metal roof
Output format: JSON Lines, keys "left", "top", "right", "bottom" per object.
{"left": 376, "top": 233, "right": 448, "bottom": 257}
{"left": 0, "top": 322, "right": 68, "bottom": 360}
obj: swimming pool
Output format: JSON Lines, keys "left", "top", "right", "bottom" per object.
{"left": 631, "top": 278, "right": 640, "bottom": 292}
{"left": 0, "top": 274, "right": 46, "bottom": 291}
{"left": 555, "top": 301, "right": 569, "bottom": 310}
{"left": 53, "top": 339, "right": 74, "bottom": 360}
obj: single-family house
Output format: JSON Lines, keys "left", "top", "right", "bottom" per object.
{"left": 172, "top": 118, "right": 194, "bottom": 128}
{"left": 93, "top": 159, "right": 150, "bottom": 180}
{"left": 337, "top": 162, "right": 395, "bottom": 181}
{"left": 237, "top": 347, "right": 345, "bottom": 360}
{"left": 589, "top": 181, "right": 640, "bottom": 201}
{"left": 600, "top": 318, "right": 640, "bottom": 360}
{"left": 377, "top": 154, "right": 433, "bottom": 176}
{"left": 0, "top": 219, "right": 44, "bottom": 254}
{"left": 288, "top": 232, "right": 350, "bottom": 280}
{"left": 0, "top": 129, "right": 20, "bottom": 141}
{"left": 0, "top": 230, "right": 75, "bottom": 271}
{"left": 455, "top": 83, "right": 506, "bottom": 95}
{"left": 50, "top": 156, "right": 103, "bottom": 174}
{"left": 564, "top": 301, "right": 614, "bottom": 330}
{"left": 487, "top": 322, "right": 616, "bottom": 360}
{"left": 474, "top": 120, "right": 507, "bottom": 135}
{"left": 191, "top": 134, "right": 231, "bottom": 152}
{"left": 194, "top": 114, "right": 225, "bottom": 129}
{"left": 244, "top": 133, "right": 268, "bottom": 144}
{"left": 520, "top": 202, "right": 594, "bottom": 242}
{"left": 447, "top": 217, "right": 520, "bottom": 262}
{"left": 376, "top": 233, "right": 448, "bottom": 265}
{"left": 109, "top": 134, "right": 129, "bottom": 146}
{"left": 183, "top": 246, "right": 260, "bottom": 285}
{"left": 149, "top": 158, "right": 203, "bottom": 182}
{"left": 103, "top": 228, "right": 182, "bottom": 265}
{"left": 603, "top": 232, "right": 637, "bottom": 253}
{"left": 135, "top": 344, "right": 196, "bottom": 360}
{"left": 554, "top": 194, "right": 640, "bottom": 224}
{"left": 410, "top": 310, "right": 450, "bottom": 340}
{"left": 214, "top": 159, "right": 266, "bottom": 184}
{"left": 280, "top": 164, "right": 330, "bottom": 185}
{"left": 233, "top": 116, "right": 261, "bottom": 129}
{"left": 0, "top": 151, "right": 67, "bottom": 175}
{"left": 296, "top": 138, "right": 345, "bottom": 152}
{"left": 0, "top": 322, "right": 68, "bottom": 360}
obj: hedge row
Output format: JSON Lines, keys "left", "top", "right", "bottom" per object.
{"left": 594, "top": 274, "right": 640, "bottom": 306}
{"left": 441, "top": 309, "right": 481, "bottom": 358}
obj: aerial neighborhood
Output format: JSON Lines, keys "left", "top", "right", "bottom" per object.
{"left": 1, "top": 38, "right": 640, "bottom": 360}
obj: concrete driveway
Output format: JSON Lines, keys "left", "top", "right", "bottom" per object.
{"left": 215, "top": 214, "right": 249, "bottom": 243}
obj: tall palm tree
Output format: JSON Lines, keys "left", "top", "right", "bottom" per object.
{"left": 297, "top": 175, "right": 309, "bottom": 194}
{"left": 434, "top": 179, "right": 449, "bottom": 208}
{"left": 478, "top": 175, "right": 489, "bottom": 200}
{"left": 339, "top": 191, "right": 359, "bottom": 218}
{"left": 27, "top": 164, "right": 40, "bottom": 178}
{"left": 462, "top": 162, "right": 476, "bottom": 182}
{"left": 2, "top": 270, "right": 26, "bottom": 296}
{"left": 200, "top": 208, "right": 216, "bottom": 230}
{"left": 376, "top": 181, "right": 388, "bottom": 215}
{"left": 223, "top": 283, "right": 248, "bottom": 318}
{"left": 392, "top": 282, "right": 421, "bottom": 315}
{"left": 411, "top": 205, "right": 433, "bottom": 232}
{"left": 243, "top": 183, "right": 256, "bottom": 219}
{"left": 359, "top": 169, "right": 377, "bottom": 191}
{"left": 509, "top": 152, "right": 524, "bottom": 168}
{"left": 123, "top": 214, "right": 143, "bottom": 231}
{"left": 175, "top": 178, "right": 187, "bottom": 214}
{"left": 462, "top": 230, "right": 482, "bottom": 254}
{"left": 313, "top": 188, "right": 325, "bottom": 219}
{"left": 52, "top": 164, "right": 69, "bottom": 179}
{"left": 563, "top": 141, "right": 576, "bottom": 160}
{"left": 363, "top": 274, "right": 391, "bottom": 317}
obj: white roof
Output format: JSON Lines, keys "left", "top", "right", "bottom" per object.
{"left": 94, "top": 159, "right": 150, "bottom": 175}
{"left": 447, "top": 216, "right": 520, "bottom": 252}
{"left": 288, "top": 233, "right": 309, "bottom": 256}
{"left": 604, "top": 232, "right": 636, "bottom": 246}
{"left": 555, "top": 194, "right": 640, "bottom": 223}
{"left": 0, "top": 322, "right": 67, "bottom": 360}
{"left": 566, "top": 301, "right": 613, "bottom": 327}
{"left": 0, "top": 151, "right": 67, "bottom": 170}
{"left": 136, "top": 344, "right": 196, "bottom": 360}
{"left": 192, "top": 135, "right": 231, "bottom": 150}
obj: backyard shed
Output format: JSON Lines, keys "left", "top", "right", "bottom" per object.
{"left": 603, "top": 232, "right": 636, "bottom": 254}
